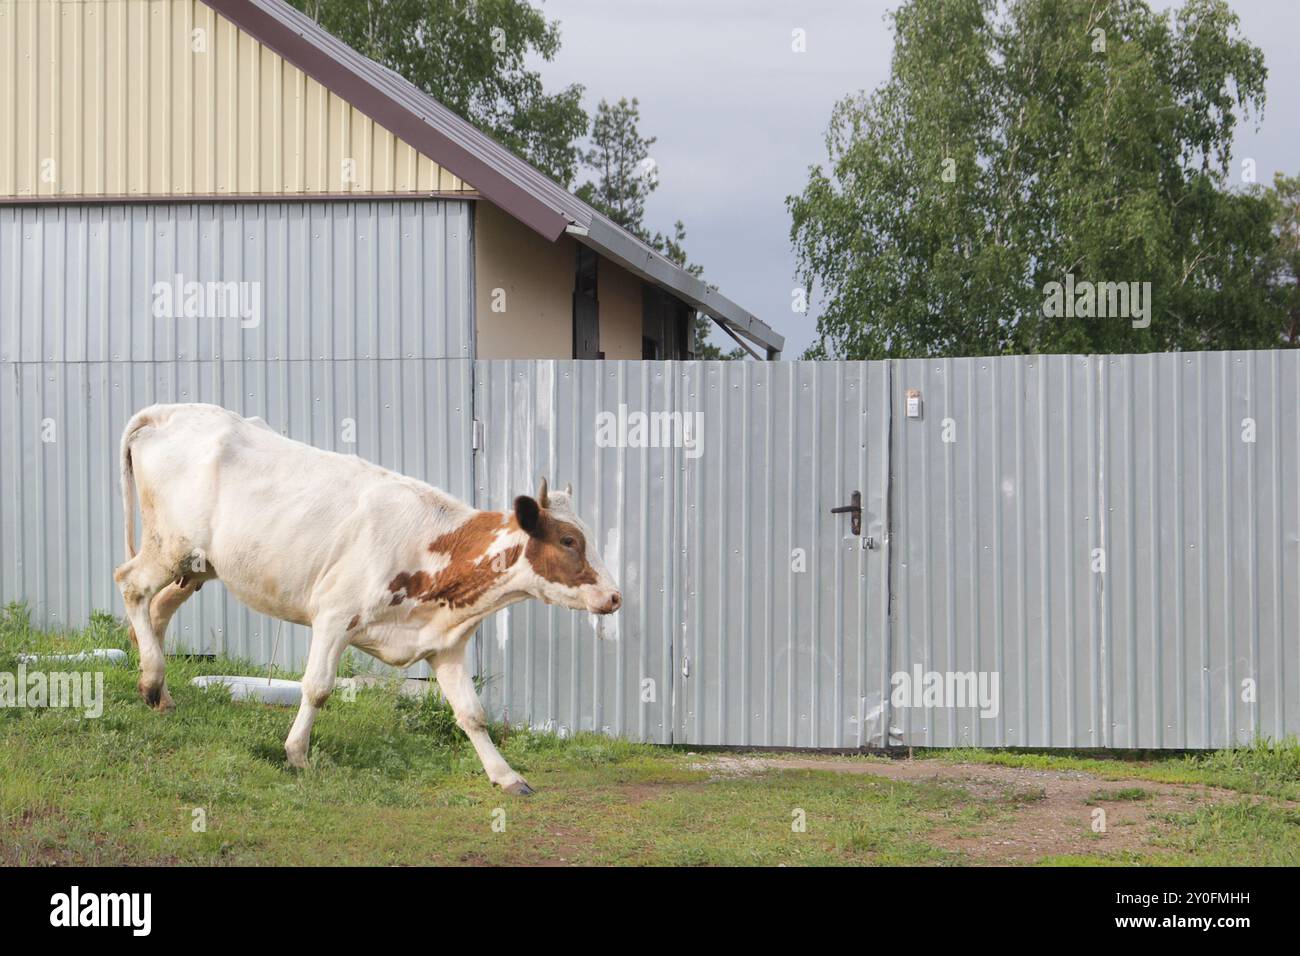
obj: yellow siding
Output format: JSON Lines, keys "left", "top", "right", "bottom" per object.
{"left": 0, "top": 0, "right": 472, "bottom": 196}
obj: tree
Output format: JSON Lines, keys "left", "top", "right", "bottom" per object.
{"left": 575, "top": 98, "right": 657, "bottom": 230}
{"left": 287, "top": 0, "right": 588, "bottom": 185}
{"left": 789, "top": 0, "right": 1283, "bottom": 360}
{"left": 577, "top": 101, "right": 742, "bottom": 358}
{"left": 1263, "top": 173, "right": 1300, "bottom": 344}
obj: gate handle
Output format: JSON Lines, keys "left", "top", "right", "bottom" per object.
{"left": 830, "top": 491, "right": 862, "bottom": 535}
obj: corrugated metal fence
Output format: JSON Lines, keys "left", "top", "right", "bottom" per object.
{"left": 0, "top": 200, "right": 474, "bottom": 673}
{"left": 474, "top": 352, "right": 1299, "bottom": 750}
{"left": 889, "top": 352, "right": 1299, "bottom": 749}
{"left": 1, "top": 339, "right": 1295, "bottom": 746}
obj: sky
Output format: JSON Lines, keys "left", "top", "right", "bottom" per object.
{"left": 530, "top": 0, "right": 1299, "bottom": 357}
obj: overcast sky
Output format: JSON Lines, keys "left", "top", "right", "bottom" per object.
{"left": 530, "top": 0, "right": 1298, "bottom": 357}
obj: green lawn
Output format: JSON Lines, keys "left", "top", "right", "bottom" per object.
{"left": 2, "top": 603, "right": 1297, "bottom": 866}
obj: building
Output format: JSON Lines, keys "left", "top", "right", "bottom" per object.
{"left": 0, "top": 0, "right": 783, "bottom": 362}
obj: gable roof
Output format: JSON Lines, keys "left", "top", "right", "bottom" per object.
{"left": 204, "top": 0, "right": 783, "bottom": 357}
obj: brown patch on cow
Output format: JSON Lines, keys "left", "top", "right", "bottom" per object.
{"left": 347, "top": 615, "right": 360, "bottom": 631}
{"left": 384, "top": 512, "right": 526, "bottom": 611}
{"left": 524, "top": 513, "right": 598, "bottom": 588}
{"left": 497, "top": 544, "right": 523, "bottom": 574}
{"left": 427, "top": 512, "right": 520, "bottom": 554}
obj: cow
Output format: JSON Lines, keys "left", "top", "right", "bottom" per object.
{"left": 113, "top": 403, "right": 621, "bottom": 795}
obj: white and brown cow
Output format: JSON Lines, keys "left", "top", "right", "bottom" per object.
{"left": 114, "top": 403, "right": 620, "bottom": 795}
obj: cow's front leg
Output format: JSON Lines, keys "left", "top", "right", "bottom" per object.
{"left": 284, "top": 615, "right": 349, "bottom": 769}
{"left": 432, "top": 643, "right": 533, "bottom": 795}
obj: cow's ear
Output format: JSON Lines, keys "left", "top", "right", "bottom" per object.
{"left": 514, "top": 495, "right": 542, "bottom": 537}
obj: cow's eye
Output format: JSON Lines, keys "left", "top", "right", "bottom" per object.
{"left": 561, "top": 536, "right": 577, "bottom": 549}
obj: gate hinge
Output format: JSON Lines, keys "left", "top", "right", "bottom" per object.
{"left": 681, "top": 655, "right": 690, "bottom": 678}
{"left": 471, "top": 419, "right": 484, "bottom": 450}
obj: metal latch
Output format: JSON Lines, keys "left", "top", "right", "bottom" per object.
{"left": 830, "top": 490, "right": 862, "bottom": 535}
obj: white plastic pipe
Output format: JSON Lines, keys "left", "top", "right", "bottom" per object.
{"left": 191, "top": 675, "right": 303, "bottom": 706}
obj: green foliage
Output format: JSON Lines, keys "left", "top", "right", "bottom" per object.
{"left": 790, "top": 0, "right": 1284, "bottom": 359}
{"left": 286, "top": 0, "right": 588, "bottom": 185}
{"left": 85, "top": 610, "right": 127, "bottom": 646}
{"left": 1186, "top": 735, "right": 1300, "bottom": 797}
{"left": 1, "top": 601, "right": 31, "bottom": 633}
{"left": 575, "top": 97, "right": 657, "bottom": 230}
{"left": 1151, "top": 800, "right": 1300, "bottom": 865}
{"left": 394, "top": 683, "right": 466, "bottom": 747}
{"left": 1261, "top": 173, "right": 1300, "bottom": 344}
{"left": 1087, "top": 786, "right": 1152, "bottom": 802}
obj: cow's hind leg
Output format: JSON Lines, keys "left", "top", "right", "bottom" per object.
{"left": 432, "top": 642, "right": 533, "bottom": 795}
{"left": 132, "top": 579, "right": 201, "bottom": 710}
{"left": 284, "top": 615, "right": 350, "bottom": 769}
{"left": 113, "top": 555, "right": 174, "bottom": 711}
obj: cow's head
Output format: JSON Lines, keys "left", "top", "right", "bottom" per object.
{"left": 514, "top": 478, "right": 621, "bottom": 615}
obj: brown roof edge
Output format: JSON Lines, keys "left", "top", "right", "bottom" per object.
{"left": 0, "top": 192, "right": 481, "bottom": 205}
{"left": 204, "top": 0, "right": 569, "bottom": 241}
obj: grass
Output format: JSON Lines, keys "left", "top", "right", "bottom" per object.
{"left": 1086, "top": 787, "right": 1152, "bottom": 804}
{"left": 2, "top": 603, "right": 1298, "bottom": 866}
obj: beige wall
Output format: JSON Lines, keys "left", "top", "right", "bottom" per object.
{"left": 474, "top": 199, "right": 576, "bottom": 359}
{"left": 599, "top": 255, "right": 643, "bottom": 359}
{"left": 474, "top": 199, "right": 650, "bottom": 360}
{"left": 0, "top": 0, "right": 469, "bottom": 197}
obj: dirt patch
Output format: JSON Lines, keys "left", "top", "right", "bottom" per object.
{"left": 692, "top": 755, "right": 1256, "bottom": 865}
{"left": 529, "top": 826, "right": 598, "bottom": 866}
{"left": 618, "top": 781, "right": 690, "bottom": 804}
{"left": 684, "top": 754, "right": 773, "bottom": 780}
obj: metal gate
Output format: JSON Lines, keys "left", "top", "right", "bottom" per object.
{"left": 673, "top": 361, "right": 892, "bottom": 746}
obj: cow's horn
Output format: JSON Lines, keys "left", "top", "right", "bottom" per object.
{"left": 537, "top": 477, "right": 549, "bottom": 509}
{"left": 565, "top": 481, "right": 573, "bottom": 496}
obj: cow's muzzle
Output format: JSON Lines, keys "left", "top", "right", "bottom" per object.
{"left": 591, "top": 591, "right": 622, "bottom": 615}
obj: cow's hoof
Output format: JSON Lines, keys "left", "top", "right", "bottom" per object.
{"left": 140, "top": 681, "right": 171, "bottom": 711}
{"left": 502, "top": 779, "right": 536, "bottom": 797}
{"left": 285, "top": 751, "right": 309, "bottom": 771}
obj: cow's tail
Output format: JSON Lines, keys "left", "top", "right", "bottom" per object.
{"left": 120, "top": 410, "right": 156, "bottom": 561}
